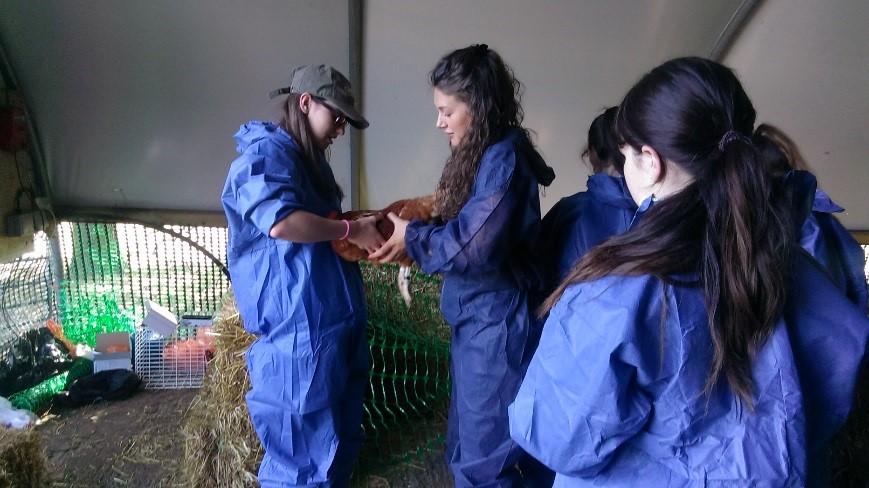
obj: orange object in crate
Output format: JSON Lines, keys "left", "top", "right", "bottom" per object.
{"left": 195, "top": 326, "right": 215, "bottom": 349}
{"left": 162, "top": 339, "right": 213, "bottom": 371}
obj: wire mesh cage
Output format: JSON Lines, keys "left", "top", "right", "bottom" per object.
{"left": 0, "top": 233, "right": 57, "bottom": 353}
{"left": 57, "top": 221, "right": 229, "bottom": 390}
{"left": 134, "top": 323, "right": 215, "bottom": 389}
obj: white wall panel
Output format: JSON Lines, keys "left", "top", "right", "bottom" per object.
{"left": 9, "top": 0, "right": 856, "bottom": 229}
{"left": 724, "top": 0, "right": 868, "bottom": 229}
{"left": 361, "top": 0, "right": 742, "bottom": 212}
{"left": 0, "top": 0, "right": 354, "bottom": 213}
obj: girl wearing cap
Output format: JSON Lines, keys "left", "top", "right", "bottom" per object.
{"left": 507, "top": 57, "right": 868, "bottom": 486}
{"left": 222, "top": 64, "right": 382, "bottom": 487}
{"left": 371, "top": 44, "right": 556, "bottom": 487}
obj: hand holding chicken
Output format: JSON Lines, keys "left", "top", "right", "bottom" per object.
{"left": 368, "top": 212, "right": 410, "bottom": 265}
{"left": 330, "top": 195, "right": 440, "bottom": 306}
{"left": 330, "top": 194, "right": 439, "bottom": 266}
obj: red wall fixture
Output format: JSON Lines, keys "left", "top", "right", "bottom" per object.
{"left": 0, "top": 106, "right": 27, "bottom": 152}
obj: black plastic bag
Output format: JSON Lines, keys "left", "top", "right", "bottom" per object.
{"left": 0, "top": 327, "right": 74, "bottom": 397}
{"left": 54, "top": 369, "right": 142, "bottom": 407}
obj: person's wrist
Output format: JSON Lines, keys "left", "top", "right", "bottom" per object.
{"left": 338, "top": 219, "right": 351, "bottom": 240}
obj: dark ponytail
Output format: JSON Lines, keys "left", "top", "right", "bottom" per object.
{"left": 697, "top": 139, "right": 792, "bottom": 404}
{"left": 583, "top": 106, "right": 625, "bottom": 175}
{"left": 545, "top": 57, "right": 794, "bottom": 408}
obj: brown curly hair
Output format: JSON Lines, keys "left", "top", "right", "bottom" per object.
{"left": 430, "top": 44, "right": 530, "bottom": 219}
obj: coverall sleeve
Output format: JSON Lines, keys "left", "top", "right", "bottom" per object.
{"left": 229, "top": 150, "right": 307, "bottom": 235}
{"left": 801, "top": 212, "right": 869, "bottom": 314}
{"left": 509, "top": 278, "right": 653, "bottom": 477}
{"left": 405, "top": 142, "right": 521, "bottom": 275}
{"left": 784, "top": 252, "right": 869, "bottom": 450}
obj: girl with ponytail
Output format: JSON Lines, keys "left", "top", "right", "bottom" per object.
{"left": 509, "top": 57, "right": 868, "bottom": 486}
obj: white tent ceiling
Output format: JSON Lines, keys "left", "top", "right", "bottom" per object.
{"left": 0, "top": 0, "right": 356, "bottom": 219}
{"left": 0, "top": 0, "right": 866, "bottom": 229}
{"left": 361, "top": 0, "right": 745, "bottom": 217}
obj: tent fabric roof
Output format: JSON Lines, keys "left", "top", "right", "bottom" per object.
{"left": 1, "top": 0, "right": 866, "bottom": 229}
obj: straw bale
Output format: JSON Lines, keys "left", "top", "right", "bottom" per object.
{"left": 179, "top": 264, "right": 452, "bottom": 486}
{"left": 0, "top": 425, "right": 47, "bottom": 488}
{"left": 180, "top": 297, "right": 260, "bottom": 487}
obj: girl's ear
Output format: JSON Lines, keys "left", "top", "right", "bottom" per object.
{"left": 640, "top": 145, "right": 664, "bottom": 184}
{"left": 299, "top": 92, "right": 312, "bottom": 114}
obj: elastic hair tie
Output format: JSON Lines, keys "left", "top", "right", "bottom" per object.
{"left": 718, "top": 130, "right": 752, "bottom": 151}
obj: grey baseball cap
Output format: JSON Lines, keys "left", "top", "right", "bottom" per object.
{"left": 268, "top": 64, "right": 369, "bottom": 129}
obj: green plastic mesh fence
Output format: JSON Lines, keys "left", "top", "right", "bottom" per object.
{"left": 3, "top": 221, "right": 451, "bottom": 469}
{"left": 9, "top": 358, "right": 93, "bottom": 412}
{"left": 0, "top": 234, "right": 57, "bottom": 350}
{"left": 56, "top": 222, "right": 230, "bottom": 346}
{"left": 357, "top": 262, "right": 451, "bottom": 470}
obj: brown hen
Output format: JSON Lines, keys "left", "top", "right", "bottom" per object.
{"left": 329, "top": 194, "right": 439, "bottom": 266}
{"left": 329, "top": 195, "right": 440, "bottom": 306}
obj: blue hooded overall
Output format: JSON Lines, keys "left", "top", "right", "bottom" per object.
{"left": 405, "top": 128, "right": 555, "bottom": 487}
{"left": 222, "top": 121, "right": 368, "bottom": 488}
{"left": 538, "top": 173, "right": 636, "bottom": 291}
{"left": 799, "top": 187, "right": 867, "bottom": 313}
{"left": 509, "top": 171, "right": 868, "bottom": 487}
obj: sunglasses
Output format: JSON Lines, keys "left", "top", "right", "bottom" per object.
{"left": 313, "top": 97, "right": 348, "bottom": 129}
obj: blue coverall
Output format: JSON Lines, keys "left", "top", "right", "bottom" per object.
{"left": 509, "top": 253, "right": 868, "bottom": 487}
{"left": 538, "top": 173, "right": 636, "bottom": 291}
{"left": 405, "top": 128, "right": 555, "bottom": 487}
{"left": 221, "top": 121, "right": 368, "bottom": 488}
{"left": 800, "top": 188, "right": 868, "bottom": 314}
{"left": 508, "top": 172, "right": 869, "bottom": 486}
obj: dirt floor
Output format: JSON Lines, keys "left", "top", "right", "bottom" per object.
{"left": 29, "top": 379, "right": 869, "bottom": 487}
{"left": 36, "top": 388, "right": 198, "bottom": 487}
{"left": 34, "top": 387, "right": 453, "bottom": 488}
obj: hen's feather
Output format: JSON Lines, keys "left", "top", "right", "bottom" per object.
{"left": 330, "top": 195, "right": 439, "bottom": 266}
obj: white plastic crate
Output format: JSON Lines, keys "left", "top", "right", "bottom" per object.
{"left": 134, "top": 323, "right": 214, "bottom": 389}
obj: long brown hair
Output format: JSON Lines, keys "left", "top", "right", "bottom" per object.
{"left": 545, "top": 57, "right": 795, "bottom": 408}
{"left": 754, "top": 123, "right": 812, "bottom": 175}
{"left": 280, "top": 93, "right": 343, "bottom": 201}
{"left": 430, "top": 44, "right": 530, "bottom": 219}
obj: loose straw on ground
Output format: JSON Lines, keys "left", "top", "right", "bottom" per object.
{"left": 0, "top": 425, "right": 48, "bottom": 488}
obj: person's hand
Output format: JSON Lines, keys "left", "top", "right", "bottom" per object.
{"left": 369, "top": 212, "right": 409, "bottom": 264}
{"left": 347, "top": 215, "right": 385, "bottom": 254}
